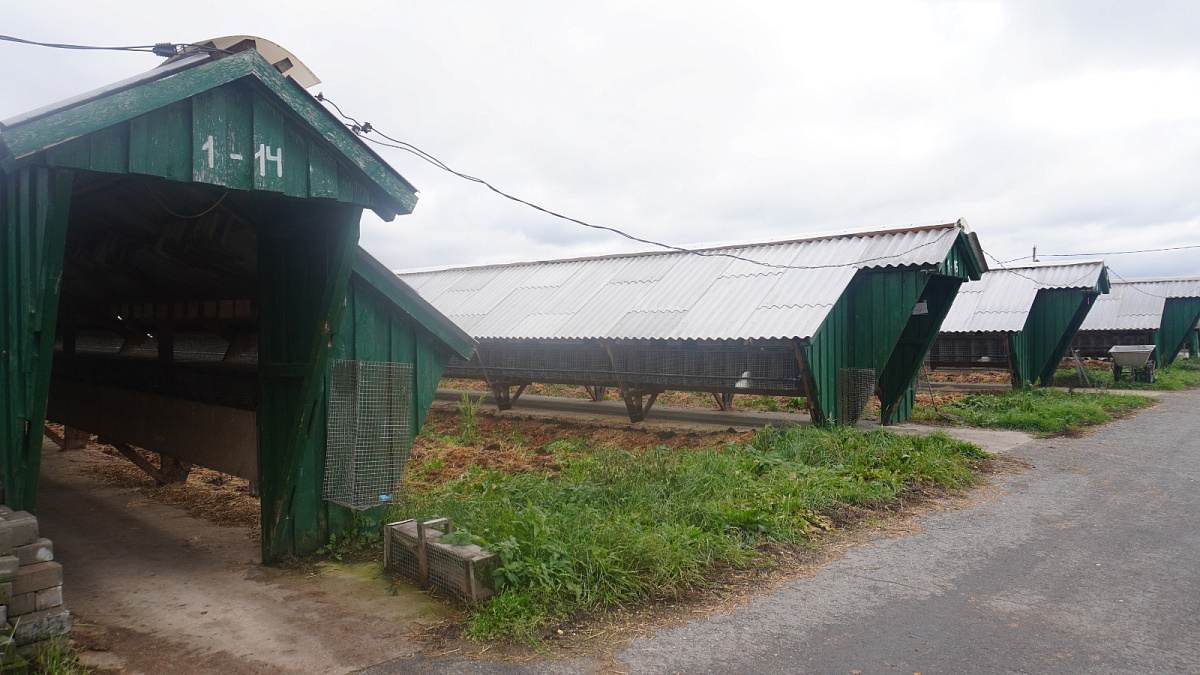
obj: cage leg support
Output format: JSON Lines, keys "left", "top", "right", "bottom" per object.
{"left": 489, "top": 383, "right": 528, "bottom": 411}
{"left": 622, "top": 389, "right": 661, "bottom": 423}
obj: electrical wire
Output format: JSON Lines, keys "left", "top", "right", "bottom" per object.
{"left": 318, "top": 94, "right": 960, "bottom": 271}
{"left": 0, "top": 34, "right": 233, "bottom": 57}
{"left": 1105, "top": 268, "right": 1181, "bottom": 299}
{"left": 149, "top": 190, "right": 229, "bottom": 220}
{"left": 1038, "top": 243, "right": 1200, "bottom": 258}
{"left": 983, "top": 250, "right": 1106, "bottom": 289}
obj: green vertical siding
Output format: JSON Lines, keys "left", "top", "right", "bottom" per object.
{"left": 0, "top": 167, "right": 74, "bottom": 510}
{"left": 257, "top": 202, "right": 360, "bottom": 563}
{"left": 1157, "top": 298, "right": 1200, "bottom": 367}
{"left": 879, "top": 275, "right": 964, "bottom": 424}
{"left": 287, "top": 270, "right": 457, "bottom": 553}
{"left": 1011, "top": 288, "right": 1099, "bottom": 386}
{"left": 807, "top": 268, "right": 931, "bottom": 425}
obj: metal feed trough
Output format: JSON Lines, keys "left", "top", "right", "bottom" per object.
{"left": 385, "top": 518, "right": 498, "bottom": 602}
{"left": 1109, "top": 345, "right": 1157, "bottom": 383}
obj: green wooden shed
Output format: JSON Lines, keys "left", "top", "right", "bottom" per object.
{"left": 400, "top": 221, "right": 986, "bottom": 426}
{"left": 0, "top": 44, "right": 474, "bottom": 562}
{"left": 932, "top": 261, "right": 1110, "bottom": 387}
{"left": 1073, "top": 277, "right": 1200, "bottom": 367}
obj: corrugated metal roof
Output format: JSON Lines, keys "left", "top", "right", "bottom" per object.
{"left": 398, "top": 222, "right": 965, "bottom": 341}
{"left": 941, "top": 261, "right": 1107, "bottom": 333}
{"left": 1079, "top": 277, "right": 1200, "bottom": 331}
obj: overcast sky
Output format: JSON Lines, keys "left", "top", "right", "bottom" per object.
{"left": 3, "top": 1, "right": 1198, "bottom": 279}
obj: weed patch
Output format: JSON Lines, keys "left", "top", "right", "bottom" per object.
{"left": 1052, "top": 358, "right": 1200, "bottom": 391}
{"left": 390, "top": 426, "right": 987, "bottom": 644}
{"left": 913, "top": 387, "right": 1153, "bottom": 435}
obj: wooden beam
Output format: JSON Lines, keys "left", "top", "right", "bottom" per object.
{"left": 46, "top": 379, "right": 257, "bottom": 479}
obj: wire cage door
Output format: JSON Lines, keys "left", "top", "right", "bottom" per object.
{"left": 324, "top": 360, "right": 414, "bottom": 510}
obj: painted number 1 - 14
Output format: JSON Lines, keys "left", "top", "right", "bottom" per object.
{"left": 201, "top": 135, "right": 283, "bottom": 177}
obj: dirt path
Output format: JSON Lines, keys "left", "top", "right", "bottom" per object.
{"left": 35, "top": 445, "right": 449, "bottom": 674}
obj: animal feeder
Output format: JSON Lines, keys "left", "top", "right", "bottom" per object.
{"left": 1108, "top": 345, "right": 1156, "bottom": 383}
{"left": 385, "top": 518, "right": 498, "bottom": 602}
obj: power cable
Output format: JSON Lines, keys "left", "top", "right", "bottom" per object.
{"left": 1105, "top": 268, "right": 1183, "bottom": 299}
{"left": 983, "top": 250, "right": 1105, "bottom": 289}
{"left": 1038, "top": 243, "right": 1200, "bottom": 258}
{"left": 318, "top": 94, "right": 959, "bottom": 271}
{"left": 0, "top": 34, "right": 233, "bottom": 57}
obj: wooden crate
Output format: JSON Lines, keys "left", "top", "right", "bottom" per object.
{"left": 385, "top": 518, "right": 497, "bottom": 602}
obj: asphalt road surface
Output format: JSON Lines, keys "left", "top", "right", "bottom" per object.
{"left": 372, "top": 388, "right": 1200, "bottom": 674}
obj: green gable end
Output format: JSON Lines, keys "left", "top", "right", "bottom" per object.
{"left": 0, "top": 50, "right": 415, "bottom": 220}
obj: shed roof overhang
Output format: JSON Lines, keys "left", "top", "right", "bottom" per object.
{"left": 352, "top": 249, "right": 477, "bottom": 361}
{"left": 0, "top": 49, "right": 416, "bottom": 221}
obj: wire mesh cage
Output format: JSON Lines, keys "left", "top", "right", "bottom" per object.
{"left": 324, "top": 360, "right": 414, "bottom": 510}
{"left": 837, "top": 367, "right": 876, "bottom": 425}
{"left": 385, "top": 518, "right": 498, "bottom": 603}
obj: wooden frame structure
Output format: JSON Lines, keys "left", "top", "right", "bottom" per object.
{"left": 0, "top": 47, "right": 473, "bottom": 562}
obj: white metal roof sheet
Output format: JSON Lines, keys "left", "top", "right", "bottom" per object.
{"left": 397, "top": 223, "right": 964, "bottom": 341}
{"left": 940, "top": 262, "right": 1108, "bottom": 333}
{"left": 1079, "top": 278, "right": 1200, "bottom": 331}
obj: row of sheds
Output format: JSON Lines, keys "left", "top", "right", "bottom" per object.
{"left": 934, "top": 267, "right": 1200, "bottom": 384}
{"left": 402, "top": 240, "right": 1200, "bottom": 409}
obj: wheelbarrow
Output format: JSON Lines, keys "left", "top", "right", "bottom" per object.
{"left": 1109, "top": 345, "right": 1156, "bottom": 383}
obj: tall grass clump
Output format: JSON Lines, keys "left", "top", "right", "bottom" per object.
{"left": 391, "top": 426, "right": 988, "bottom": 643}
{"left": 915, "top": 387, "right": 1153, "bottom": 434}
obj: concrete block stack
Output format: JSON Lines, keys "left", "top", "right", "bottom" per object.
{"left": 0, "top": 506, "right": 69, "bottom": 667}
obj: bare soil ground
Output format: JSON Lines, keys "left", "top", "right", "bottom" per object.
{"left": 37, "top": 441, "right": 449, "bottom": 675}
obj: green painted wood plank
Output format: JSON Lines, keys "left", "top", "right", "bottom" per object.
{"left": 191, "top": 86, "right": 254, "bottom": 190}
{"left": 282, "top": 122, "right": 309, "bottom": 199}
{"left": 252, "top": 95, "right": 286, "bottom": 193}
{"left": 308, "top": 146, "right": 338, "bottom": 199}
{"left": 350, "top": 249, "right": 476, "bottom": 360}
{"left": 89, "top": 125, "right": 130, "bottom": 173}
{"left": 43, "top": 136, "right": 90, "bottom": 169}
{"left": 258, "top": 202, "right": 361, "bottom": 562}
{"left": 129, "top": 101, "right": 192, "bottom": 182}
{"left": 0, "top": 167, "right": 73, "bottom": 510}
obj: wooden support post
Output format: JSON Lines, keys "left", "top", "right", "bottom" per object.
{"left": 108, "top": 442, "right": 189, "bottom": 485}
{"left": 0, "top": 167, "right": 74, "bottom": 512}
{"left": 257, "top": 203, "right": 360, "bottom": 563}
{"left": 490, "top": 382, "right": 529, "bottom": 410}
{"left": 621, "top": 389, "right": 660, "bottom": 423}
{"left": 713, "top": 392, "right": 734, "bottom": 411}
{"left": 583, "top": 385, "right": 607, "bottom": 402}
{"left": 490, "top": 384, "right": 513, "bottom": 411}
{"left": 416, "top": 520, "right": 429, "bottom": 590}
{"left": 789, "top": 340, "right": 817, "bottom": 420}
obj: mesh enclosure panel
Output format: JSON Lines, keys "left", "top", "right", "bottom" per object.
{"left": 448, "top": 340, "right": 804, "bottom": 392}
{"left": 928, "top": 333, "right": 1010, "bottom": 364}
{"left": 837, "top": 367, "right": 875, "bottom": 424}
{"left": 324, "top": 360, "right": 414, "bottom": 510}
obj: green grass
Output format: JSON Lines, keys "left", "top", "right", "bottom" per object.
{"left": 913, "top": 387, "right": 1154, "bottom": 435}
{"left": 390, "top": 427, "right": 988, "bottom": 644}
{"left": 1052, "top": 358, "right": 1200, "bottom": 391}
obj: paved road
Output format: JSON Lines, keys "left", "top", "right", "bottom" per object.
{"left": 372, "top": 389, "right": 1200, "bottom": 674}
